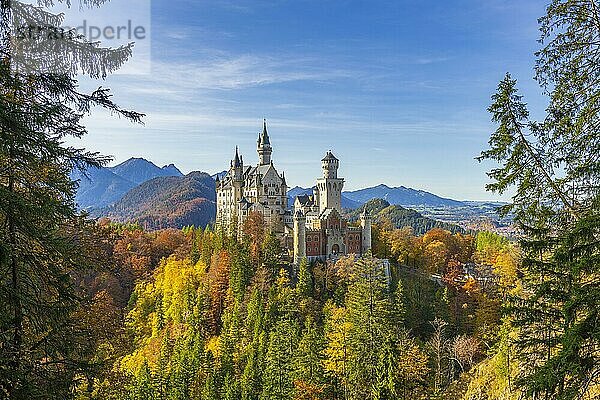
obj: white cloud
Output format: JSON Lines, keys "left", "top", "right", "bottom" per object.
{"left": 148, "top": 54, "right": 353, "bottom": 90}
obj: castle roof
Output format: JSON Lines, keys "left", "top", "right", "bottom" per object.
{"left": 219, "top": 159, "right": 284, "bottom": 190}
{"left": 322, "top": 151, "right": 338, "bottom": 162}
{"left": 234, "top": 146, "right": 242, "bottom": 167}
{"left": 258, "top": 119, "right": 271, "bottom": 146}
{"left": 295, "top": 194, "right": 315, "bottom": 207}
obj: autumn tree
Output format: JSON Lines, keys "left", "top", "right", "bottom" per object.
{"left": 427, "top": 318, "right": 451, "bottom": 395}
{"left": 208, "top": 250, "right": 232, "bottom": 331}
{"left": 323, "top": 303, "right": 350, "bottom": 399}
{"left": 243, "top": 211, "right": 266, "bottom": 267}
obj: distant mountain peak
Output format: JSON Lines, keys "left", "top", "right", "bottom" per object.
{"left": 343, "top": 184, "right": 465, "bottom": 208}
{"left": 109, "top": 158, "right": 183, "bottom": 185}
{"left": 162, "top": 163, "right": 183, "bottom": 175}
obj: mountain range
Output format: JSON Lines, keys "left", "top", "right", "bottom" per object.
{"left": 343, "top": 184, "right": 465, "bottom": 207}
{"left": 71, "top": 157, "right": 500, "bottom": 230}
{"left": 71, "top": 158, "right": 183, "bottom": 209}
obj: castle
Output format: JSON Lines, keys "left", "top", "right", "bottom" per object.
{"left": 216, "top": 120, "right": 371, "bottom": 263}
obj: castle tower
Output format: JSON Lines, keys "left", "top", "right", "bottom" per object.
{"left": 293, "top": 209, "right": 306, "bottom": 264}
{"left": 233, "top": 146, "right": 243, "bottom": 202}
{"left": 360, "top": 207, "right": 372, "bottom": 255}
{"left": 257, "top": 119, "right": 272, "bottom": 165}
{"left": 316, "top": 151, "right": 344, "bottom": 213}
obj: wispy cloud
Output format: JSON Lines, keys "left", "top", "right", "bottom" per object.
{"left": 149, "top": 54, "right": 354, "bottom": 90}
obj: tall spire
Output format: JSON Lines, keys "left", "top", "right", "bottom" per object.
{"left": 257, "top": 119, "right": 273, "bottom": 165}
{"left": 234, "top": 146, "right": 241, "bottom": 167}
{"left": 259, "top": 118, "right": 270, "bottom": 146}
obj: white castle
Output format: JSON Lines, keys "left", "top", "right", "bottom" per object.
{"left": 216, "top": 120, "right": 371, "bottom": 263}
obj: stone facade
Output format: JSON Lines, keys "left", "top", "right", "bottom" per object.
{"left": 292, "top": 151, "right": 371, "bottom": 263}
{"left": 215, "top": 120, "right": 371, "bottom": 263}
{"left": 215, "top": 120, "right": 289, "bottom": 233}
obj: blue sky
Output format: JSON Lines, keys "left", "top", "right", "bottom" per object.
{"left": 69, "top": 0, "right": 550, "bottom": 201}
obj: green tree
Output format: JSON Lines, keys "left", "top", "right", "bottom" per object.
{"left": 241, "top": 289, "right": 266, "bottom": 400}
{"left": 344, "top": 256, "right": 393, "bottom": 400}
{"left": 478, "top": 2, "right": 600, "bottom": 397}
{"left": 293, "top": 318, "right": 325, "bottom": 396}
{"left": 261, "top": 318, "right": 298, "bottom": 400}
{"left": 0, "top": 0, "right": 141, "bottom": 397}
{"left": 296, "top": 258, "right": 313, "bottom": 299}
{"left": 262, "top": 231, "right": 282, "bottom": 279}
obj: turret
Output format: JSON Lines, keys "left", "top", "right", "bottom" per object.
{"left": 360, "top": 207, "right": 372, "bottom": 255}
{"left": 316, "top": 151, "right": 344, "bottom": 213}
{"left": 293, "top": 209, "right": 306, "bottom": 264}
{"left": 321, "top": 151, "right": 339, "bottom": 179}
{"left": 233, "top": 146, "right": 243, "bottom": 181}
{"left": 257, "top": 119, "right": 272, "bottom": 165}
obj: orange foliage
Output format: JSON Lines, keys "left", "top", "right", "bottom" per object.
{"left": 208, "top": 250, "right": 232, "bottom": 332}
{"left": 293, "top": 380, "right": 324, "bottom": 400}
{"left": 243, "top": 211, "right": 266, "bottom": 265}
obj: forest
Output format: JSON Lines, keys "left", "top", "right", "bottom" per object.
{"left": 1, "top": 0, "right": 599, "bottom": 399}
{"left": 38, "top": 218, "right": 520, "bottom": 400}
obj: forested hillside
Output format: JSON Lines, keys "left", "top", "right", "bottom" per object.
{"left": 2, "top": 1, "right": 599, "bottom": 399}
{"left": 65, "top": 217, "right": 521, "bottom": 400}
{"left": 346, "top": 198, "right": 466, "bottom": 235}
{"left": 72, "top": 158, "right": 184, "bottom": 210}
{"left": 100, "top": 172, "right": 217, "bottom": 229}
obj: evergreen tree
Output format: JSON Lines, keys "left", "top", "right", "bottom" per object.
{"left": 296, "top": 257, "right": 313, "bottom": 299}
{"left": 293, "top": 317, "right": 325, "bottom": 396}
{"left": 260, "top": 318, "right": 298, "bottom": 400}
{"left": 262, "top": 231, "right": 282, "bottom": 279}
{"left": 0, "top": 0, "right": 141, "bottom": 397}
{"left": 478, "top": 2, "right": 600, "bottom": 397}
{"left": 241, "top": 289, "right": 266, "bottom": 400}
{"left": 344, "top": 256, "right": 393, "bottom": 400}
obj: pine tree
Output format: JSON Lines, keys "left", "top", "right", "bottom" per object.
{"left": 262, "top": 231, "right": 282, "bottom": 279}
{"left": 0, "top": 0, "right": 142, "bottom": 397}
{"left": 478, "top": 2, "right": 600, "bottom": 396}
{"left": 293, "top": 317, "right": 325, "bottom": 396}
{"left": 241, "top": 289, "right": 266, "bottom": 400}
{"left": 344, "top": 256, "right": 393, "bottom": 400}
{"left": 260, "top": 318, "right": 298, "bottom": 400}
{"left": 296, "top": 257, "right": 313, "bottom": 299}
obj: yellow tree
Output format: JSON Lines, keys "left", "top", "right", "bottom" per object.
{"left": 323, "top": 304, "right": 351, "bottom": 399}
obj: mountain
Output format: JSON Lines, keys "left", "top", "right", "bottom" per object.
{"left": 211, "top": 171, "right": 228, "bottom": 181}
{"left": 345, "top": 198, "right": 465, "bottom": 235}
{"left": 98, "top": 172, "right": 216, "bottom": 229}
{"left": 109, "top": 157, "right": 183, "bottom": 185}
{"left": 287, "top": 186, "right": 361, "bottom": 209}
{"left": 343, "top": 184, "right": 465, "bottom": 208}
{"left": 70, "top": 166, "right": 137, "bottom": 210}
{"left": 71, "top": 158, "right": 185, "bottom": 211}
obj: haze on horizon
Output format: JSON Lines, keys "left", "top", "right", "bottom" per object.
{"left": 68, "top": 0, "right": 549, "bottom": 201}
